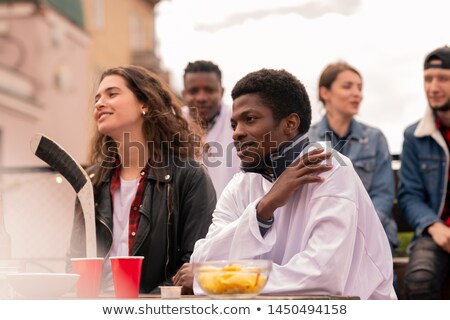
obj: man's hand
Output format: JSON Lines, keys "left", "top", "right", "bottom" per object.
{"left": 427, "top": 222, "right": 450, "bottom": 253}
{"left": 256, "top": 148, "right": 333, "bottom": 221}
{"left": 172, "top": 263, "right": 194, "bottom": 295}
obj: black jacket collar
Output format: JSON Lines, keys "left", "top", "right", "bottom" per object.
{"left": 243, "top": 133, "right": 310, "bottom": 182}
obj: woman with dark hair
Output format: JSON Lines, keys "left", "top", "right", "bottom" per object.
{"left": 69, "top": 65, "right": 216, "bottom": 294}
{"left": 309, "top": 61, "right": 398, "bottom": 251}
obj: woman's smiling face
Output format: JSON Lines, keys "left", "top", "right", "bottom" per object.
{"left": 94, "top": 75, "right": 145, "bottom": 141}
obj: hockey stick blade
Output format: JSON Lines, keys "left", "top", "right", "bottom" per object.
{"left": 30, "top": 134, "right": 97, "bottom": 258}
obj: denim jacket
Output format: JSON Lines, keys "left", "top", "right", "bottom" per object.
{"left": 309, "top": 117, "right": 399, "bottom": 248}
{"left": 398, "top": 107, "right": 449, "bottom": 237}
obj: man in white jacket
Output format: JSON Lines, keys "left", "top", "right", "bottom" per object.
{"left": 182, "top": 60, "right": 241, "bottom": 198}
{"left": 174, "top": 68, "right": 396, "bottom": 299}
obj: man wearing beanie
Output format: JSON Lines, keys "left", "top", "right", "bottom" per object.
{"left": 398, "top": 46, "right": 450, "bottom": 299}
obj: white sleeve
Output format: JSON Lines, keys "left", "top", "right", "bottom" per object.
{"left": 263, "top": 194, "right": 358, "bottom": 295}
{"left": 192, "top": 158, "right": 372, "bottom": 297}
{"left": 190, "top": 176, "right": 277, "bottom": 262}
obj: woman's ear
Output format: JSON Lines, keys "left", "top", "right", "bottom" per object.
{"left": 141, "top": 106, "right": 148, "bottom": 117}
{"left": 319, "top": 86, "right": 329, "bottom": 103}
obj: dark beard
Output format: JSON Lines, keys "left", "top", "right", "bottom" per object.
{"left": 431, "top": 101, "right": 450, "bottom": 112}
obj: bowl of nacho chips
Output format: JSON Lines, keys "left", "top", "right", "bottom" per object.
{"left": 193, "top": 260, "right": 271, "bottom": 299}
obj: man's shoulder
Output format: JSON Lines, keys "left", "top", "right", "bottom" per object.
{"left": 305, "top": 142, "right": 354, "bottom": 172}
{"left": 403, "top": 121, "right": 421, "bottom": 137}
{"left": 305, "top": 149, "right": 360, "bottom": 200}
{"left": 230, "top": 170, "right": 258, "bottom": 184}
{"left": 216, "top": 171, "right": 262, "bottom": 203}
{"left": 223, "top": 171, "right": 263, "bottom": 191}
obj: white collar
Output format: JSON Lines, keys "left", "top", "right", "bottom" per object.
{"left": 414, "top": 106, "right": 449, "bottom": 154}
{"left": 414, "top": 106, "right": 437, "bottom": 137}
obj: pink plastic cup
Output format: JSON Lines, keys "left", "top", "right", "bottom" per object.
{"left": 110, "top": 256, "right": 144, "bottom": 299}
{"left": 71, "top": 258, "right": 104, "bottom": 299}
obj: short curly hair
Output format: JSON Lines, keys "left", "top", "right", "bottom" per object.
{"left": 183, "top": 60, "right": 222, "bottom": 83}
{"left": 231, "top": 69, "right": 311, "bottom": 134}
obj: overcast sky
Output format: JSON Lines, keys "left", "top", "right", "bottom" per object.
{"left": 155, "top": 0, "right": 450, "bottom": 154}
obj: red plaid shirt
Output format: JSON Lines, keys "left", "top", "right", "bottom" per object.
{"left": 436, "top": 118, "right": 450, "bottom": 227}
{"left": 110, "top": 163, "right": 150, "bottom": 255}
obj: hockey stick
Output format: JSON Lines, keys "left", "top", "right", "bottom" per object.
{"left": 30, "top": 134, "right": 97, "bottom": 258}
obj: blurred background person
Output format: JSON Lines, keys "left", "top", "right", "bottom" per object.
{"left": 69, "top": 65, "right": 216, "bottom": 294}
{"left": 398, "top": 46, "right": 450, "bottom": 299}
{"left": 182, "top": 60, "right": 241, "bottom": 198}
{"left": 309, "top": 61, "right": 399, "bottom": 252}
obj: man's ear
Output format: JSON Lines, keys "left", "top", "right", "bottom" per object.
{"left": 220, "top": 86, "right": 225, "bottom": 98}
{"left": 284, "top": 113, "right": 300, "bottom": 137}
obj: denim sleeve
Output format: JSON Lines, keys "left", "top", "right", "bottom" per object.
{"left": 398, "top": 132, "right": 441, "bottom": 236}
{"left": 368, "top": 132, "right": 399, "bottom": 247}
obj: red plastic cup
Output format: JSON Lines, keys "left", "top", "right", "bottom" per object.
{"left": 71, "top": 258, "right": 104, "bottom": 299}
{"left": 110, "top": 256, "right": 144, "bottom": 299}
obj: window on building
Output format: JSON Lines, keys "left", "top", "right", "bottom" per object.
{"left": 93, "top": 0, "right": 105, "bottom": 29}
{"left": 129, "top": 14, "right": 145, "bottom": 51}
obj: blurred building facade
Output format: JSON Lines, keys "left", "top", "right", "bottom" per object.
{"left": 0, "top": 0, "right": 89, "bottom": 167}
{"left": 0, "top": 0, "right": 165, "bottom": 168}
{"left": 80, "top": 0, "right": 168, "bottom": 164}
{"left": 82, "top": 0, "right": 166, "bottom": 87}
{"left": 0, "top": 0, "right": 89, "bottom": 265}
{"left": 0, "top": 0, "right": 166, "bottom": 264}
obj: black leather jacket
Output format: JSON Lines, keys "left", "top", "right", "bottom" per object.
{"left": 69, "top": 157, "right": 216, "bottom": 293}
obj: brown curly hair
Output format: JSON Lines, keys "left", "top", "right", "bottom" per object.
{"left": 90, "top": 65, "right": 202, "bottom": 187}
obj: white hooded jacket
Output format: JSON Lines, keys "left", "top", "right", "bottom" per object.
{"left": 191, "top": 141, "right": 396, "bottom": 300}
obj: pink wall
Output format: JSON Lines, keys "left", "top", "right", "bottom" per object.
{"left": 0, "top": 4, "right": 90, "bottom": 265}
{"left": 0, "top": 3, "right": 90, "bottom": 167}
